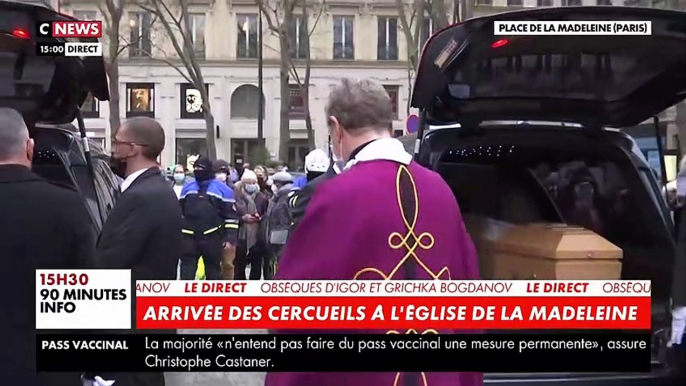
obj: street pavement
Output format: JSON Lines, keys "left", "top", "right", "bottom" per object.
{"left": 165, "top": 328, "right": 267, "bottom": 386}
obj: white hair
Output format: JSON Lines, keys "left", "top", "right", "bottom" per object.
{"left": 0, "top": 108, "right": 29, "bottom": 161}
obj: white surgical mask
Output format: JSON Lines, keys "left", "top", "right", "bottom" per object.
{"left": 216, "top": 172, "right": 227, "bottom": 182}
{"left": 173, "top": 173, "right": 185, "bottom": 184}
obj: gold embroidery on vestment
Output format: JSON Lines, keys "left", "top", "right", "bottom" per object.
{"left": 352, "top": 165, "right": 451, "bottom": 385}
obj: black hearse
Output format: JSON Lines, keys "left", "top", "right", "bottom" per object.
{"left": 0, "top": 1, "right": 118, "bottom": 233}
{"left": 408, "top": 6, "right": 686, "bottom": 386}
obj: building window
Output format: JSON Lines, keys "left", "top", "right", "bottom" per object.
{"left": 188, "top": 13, "right": 206, "bottom": 59}
{"left": 393, "top": 129, "right": 404, "bottom": 138}
{"left": 237, "top": 14, "right": 258, "bottom": 59}
{"left": 81, "top": 93, "right": 99, "bottom": 118}
{"left": 420, "top": 17, "right": 434, "bottom": 51}
{"left": 231, "top": 139, "right": 261, "bottom": 164}
{"left": 475, "top": 0, "right": 493, "bottom": 5}
{"left": 129, "top": 12, "right": 152, "bottom": 58}
{"left": 507, "top": 0, "right": 523, "bottom": 5}
{"left": 288, "top": 139, "right": 310, "bottom": 170}
{"left": 562, "top": 0, "right": 582, "bottom": 5}
{"left": 537, "top": 0, "right": 553, "bottom": 5}
{"left": 377, "top": 17, "right": 398, "bottom": 61}
{"left": 384, "top": 85, "right": 399, "bottom": 120}
{"left": 176, "top": 138, "right": 207, "bottom": 169}
{"left": 333, "top": 15, "right": 354, "bottom": 60}
{"left": 126, "top": 83, "right": 154, "bottom": 117}
{"left": 73, "top": 11, "right": 96, "bottom": 20}
{"left": 230, "top": 84, "right": 264, "bottom": 120}
{"left": 597, "top": 0, "right": 612, "bottom": 4}
{"left": 288, "top": 84, "right": 305, "bottom": 120}
{"left": 289, "top": 15, "right": 308, "bottom": 60}
{"left": 180, "top": 84, "right": 207, "bottom": 119}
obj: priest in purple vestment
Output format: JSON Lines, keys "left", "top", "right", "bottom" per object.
{"left": 268, "top": 78, "right": 483, "bottom": 386}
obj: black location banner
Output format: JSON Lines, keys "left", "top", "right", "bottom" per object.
{"left": 37, "top": 332, "right": 650, "bottom": 373}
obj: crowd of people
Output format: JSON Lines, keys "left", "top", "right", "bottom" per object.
{"left": 166, "top": 150, "right": 328, "bottom": 282}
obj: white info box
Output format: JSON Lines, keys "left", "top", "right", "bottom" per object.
{"left": 36, "top": 269, "right": 131, "bottom": 330}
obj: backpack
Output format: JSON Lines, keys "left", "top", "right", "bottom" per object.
{"left": 183, "top": 181, "right": 222, "bottom": 233}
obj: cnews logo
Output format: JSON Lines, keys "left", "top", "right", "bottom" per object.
{"left": 37, "top": 21, "right": 103, "bottom": 38}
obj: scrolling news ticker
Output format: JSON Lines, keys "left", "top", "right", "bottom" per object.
{"left": 36, "top": 333, "right": 651, "bottom": 373}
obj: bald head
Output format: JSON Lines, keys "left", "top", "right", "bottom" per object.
{"left": 118, "top": 117, "right": 165, "bottom": 161}
{"left": 0, "top": 108, "right": 31, "bottom": 163}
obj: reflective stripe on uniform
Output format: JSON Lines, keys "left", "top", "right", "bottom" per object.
{"left": 203, "top": 226, "right": 220, "bottom": 235}
{"left": 224, "top": 223, "right": 239, "bottom": 229}
{"left": 182, "top": 229, "right": 194, "bottom": 235}
{"left": 289, "top": 195, "right": 298, "bottom": 208}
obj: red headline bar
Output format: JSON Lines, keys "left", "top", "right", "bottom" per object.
{"left": 136, "top": 296, "right": 651, "bottom": 330}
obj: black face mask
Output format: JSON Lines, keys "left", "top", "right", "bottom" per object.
{"left": 307, "top": 171, "right": 324, "bottom": 182}
{"left": 109, "top": 154, "right": 128, "bottom": 179}
{"left": 257, "top": 177, "right": 266, "bottom": 189}
{"left": 194, "top": 169, "right": 215, "bottom": 182}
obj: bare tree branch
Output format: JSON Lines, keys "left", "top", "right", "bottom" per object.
{"left": 255, "top": 0, "right": 282, "bottom": 34}
{"left": 136, "top": 0, "right": 217, "bottom": 158}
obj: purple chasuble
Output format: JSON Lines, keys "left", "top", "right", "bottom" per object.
{"left": 268, "top": 156, "right": 483, "bottom": 386}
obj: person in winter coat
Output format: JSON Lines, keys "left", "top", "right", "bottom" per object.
{"left": 264, "top": 171, "right": 294, "bottom": 272}
{"left": 0, "top": 108, "right": 96, "bottom": 386}
{"left": 179, "top": 156, "right": 239, "bottom": 280}
{"left": 234, "top": 170, "right": 270, "bottom": 279}
{"left": 212, "top": 159, "right": 237, "bottom": 279}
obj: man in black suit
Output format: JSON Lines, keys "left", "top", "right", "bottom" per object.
{"left": 0, "top": 108, "right": 96, "bottom": 386}
{"left": 90, "top": 117, "right": 182, "bottom": 386}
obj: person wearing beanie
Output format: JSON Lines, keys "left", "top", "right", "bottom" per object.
{"left": 234, "top": 169, "right": 270, "bottom": 280}
{"left": 178, "top": 156, "right": 239, "bottom": 280}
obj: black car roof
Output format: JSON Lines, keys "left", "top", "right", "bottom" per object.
{"left": 411, "top": 6, "right": 686, "bottom": 127}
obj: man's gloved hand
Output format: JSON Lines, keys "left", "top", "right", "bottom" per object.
{"left": 82, "top": 375, "right": 115, "bottom": 386}
{"left": 669, "top": 306, "right": 686, "bottom": 346}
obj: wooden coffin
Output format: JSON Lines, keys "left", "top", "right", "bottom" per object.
{"left": 463, "top": 215, "right": 622, "bottom": 280}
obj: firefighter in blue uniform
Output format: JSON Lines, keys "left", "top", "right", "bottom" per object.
{"left": 179, "top": 156, "right": 239, "bottom": 280}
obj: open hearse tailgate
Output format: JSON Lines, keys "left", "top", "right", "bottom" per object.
{"left": 0, "top": 0, "right": 109, "bottom": 125}
{"left": 411, "top": 7, "right": 686, "bottom": 128}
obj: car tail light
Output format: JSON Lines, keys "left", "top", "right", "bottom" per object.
{"left": 12, "top": 29, "right": 30, "bottom": 39}
{"left": 491, "top": 39, "right": 508, "bottom": 49}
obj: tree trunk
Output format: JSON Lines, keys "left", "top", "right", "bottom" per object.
{"left": 278, "top": 5, "right": 293, "bottom": 165}
{"left": 303, "top": 7, "right": 315, "bottom": 149}
{"left": 432, "top": 0, "right": 449, "bottom": 29}
{"left": 461, "top": 0, "right": 474, "bottom": 21}
{"left": 304, "top": 93, "right": 314, "bottom": 150}
{"left": 197, "top": 75, "right": 217, "bottom": 159}
{"left": 279, "top": 34, "right": 291, "bottom": 165}
{"left": 204, "top": 108, "right": 217, "bottom": 159}
{"left": 106, "top": 17, "right": 121, "bottom": 136}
